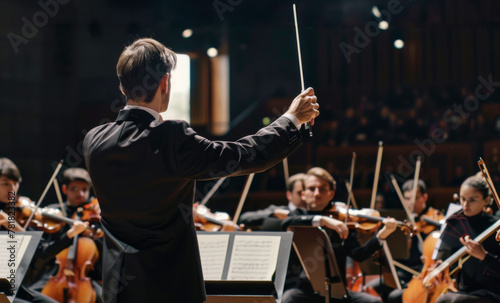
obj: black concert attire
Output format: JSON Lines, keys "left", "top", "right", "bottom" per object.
{"left": 280, "top": 207, "right": 383, "bottom": 303}
{"left": 83, "top": 108, "right": 302, "bottom": 303}
{"left": 435, "top": 210, "right": 500, "bottom": 303}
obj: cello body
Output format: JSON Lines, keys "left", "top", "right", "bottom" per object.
{"left": 402, "top": 231, "right": 455, "bottom": 303}
{"left": 42, "top": 237, "right": 99, "bottom": 303}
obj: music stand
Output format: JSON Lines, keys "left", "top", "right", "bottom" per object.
{"left": 198, "top": 231, "right": 293, "bottom": 303}
{"left": 287, "top": 226, "right": 349, "bottom": 303}
{"left": 0, "top": 231, "right": 42, "bottom": 303}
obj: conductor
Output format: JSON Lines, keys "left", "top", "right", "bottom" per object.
{"left": 83, "top": 37, "right": 319, "bottom": 303}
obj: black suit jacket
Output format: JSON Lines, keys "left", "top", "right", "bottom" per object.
{"left": 83, "top": 109, "right": 302, "bottom": 303}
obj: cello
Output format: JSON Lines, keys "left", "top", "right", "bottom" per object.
{"left": 41, "top": 200, "right": 101, "bottom": 303}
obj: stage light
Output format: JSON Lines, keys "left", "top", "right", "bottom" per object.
{"left": 207, "top": 47, "right": 218, "bottom": 57}
{"left": 182, "top": 29, "right": 193, "bottom": 38}
{"left": 262, "top": 117, "right": 271, "bottom": 126}
{"left": 372, "top": 6, "right": 381, "bottom": 18}
{"left": 394, "top": 39, "right": 404, "bottom": 49}
{"left": 379, "top": 21, "right": 389, "bottom": 30}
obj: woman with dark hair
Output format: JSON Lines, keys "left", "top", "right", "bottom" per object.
{"left": 435, "top": 176, "right": 500, "bottom": 303}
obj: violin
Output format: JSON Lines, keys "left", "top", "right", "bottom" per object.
{"left": 323, "top": 202, "right": 416, "bottom": 236}
{"left": 14, "top": 197, "right": 101, "bottom": 238}
{"left": 193, "top": 204, "right": 242, "bottom": 231}
{"left": 416, "top": 208, "right": 445, "bottom": 235}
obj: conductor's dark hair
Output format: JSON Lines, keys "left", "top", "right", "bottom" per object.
{"left": 116, "top": 38, "right": 177, "bottom": 103}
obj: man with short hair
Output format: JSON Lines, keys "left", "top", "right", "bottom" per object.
{"left": 282, "top": 167, "right": 397, "bottom": 303}
{"left": 83, "top": 37, "right": 319, "bottom": 303}
{"left": 238, "top": 173, "right": 306, "bottom": 228}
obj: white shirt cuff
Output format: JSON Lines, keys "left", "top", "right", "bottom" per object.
{"left": 283, "top": 113, "right": 301, "bottom": 130}
{"left": 312, "top": 215, "right": 322, "bottom": 227}
{"left": 376, "top": 231, "right": 387, "bottom": 245}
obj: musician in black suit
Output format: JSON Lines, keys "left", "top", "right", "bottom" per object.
{"left": 82, "top": 38, "right": 319, "bottom": 303}
{"left": 281, "top": 167, "right": 397, "bottom": 303}
{"left": 238, "top": 172, "right": 306, "bottom": 228}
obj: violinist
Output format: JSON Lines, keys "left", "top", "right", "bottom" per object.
{"left": 381, "top": 179, "right": 443, "bottom": 303}
{"left": 238, "top": 173, "right": 306, "bottom": 229}
{"left": 434, "top": 176, "right": 500, "bottom": 303}
{"left": 0, "top": 157, "right": 72, "bottom": 303}
{"left": 281, "top": 167, "right": 398, "bottom": 303}
{"left": 83, "top": 37, "right": 319, "bottom": 303}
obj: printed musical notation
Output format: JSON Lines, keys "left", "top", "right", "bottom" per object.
{"left": 197, "top": 234, "right": 230, "bottom": 280}
{"left": 197, "top": 234, "right": 281, "bottom": 281}
{"left": 227, "top": 235, "right": 280, "bottom": 281}
{"left": 0, "top": 234, "right": 30, "bottom": 280}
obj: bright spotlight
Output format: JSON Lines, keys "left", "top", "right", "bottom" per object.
{"left": 182, "top": 29, "right": 193, "bottom": 38}
{"left": 378, "top": 21, "right": 389, "bottom": 30}
{"left": 207, "top": 47, "right": 218, "bottom": 57}
{"left": 394, "top": 39, "right": 404, "bottom": 49}
{"left": 372, "top": 6, "right": 381, "bottom": 18}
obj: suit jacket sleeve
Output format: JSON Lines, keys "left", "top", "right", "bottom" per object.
{"left": 170, "top": 115, "right": 301, "bottom": 180}
{"left": 280, "top": 208, "right": 316, "bottom": 231}
{"left": 238, "top": 205, "right": 284, "bottom": 226}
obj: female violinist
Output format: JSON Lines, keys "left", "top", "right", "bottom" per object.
{"left": 434, "top": 176, "right": 500, "bottom": 303}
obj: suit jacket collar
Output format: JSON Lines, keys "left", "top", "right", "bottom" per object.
{"left": 116, "top": 108, "right": 157, "bottom": 124}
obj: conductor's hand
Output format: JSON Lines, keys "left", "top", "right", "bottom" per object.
{"left": 286, "top": 87, "right": 319, "bottom": 126}
{"left": 320, "top": 216, "right": 349, "bottom": 239}
{"left": 377, "top": 217, "right": 398, "bottom": 240}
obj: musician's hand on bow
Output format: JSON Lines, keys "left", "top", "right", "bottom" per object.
{"left": 460, "top": 235, "right": 487, "bottom": 261}
{"left": 377, "top": 217, "right": 398, "bottom": 240}
{"left": 67, "top": 220, "right": 89, "bottom": 239}
{"left": 320, "top": 216, "right": 349, "bottom": 239}
{"left": 286, "top": 87, "right": 319, "bottom": 126}
{"left": 273, "top": 208, "right": 290, "bottom": 220}
{"left": 496, "top": 229, "right": 500, "bottom": 243}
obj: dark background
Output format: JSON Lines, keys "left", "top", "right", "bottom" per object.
{"left": 2, "top": 0, "right": 500, "bottom": 213}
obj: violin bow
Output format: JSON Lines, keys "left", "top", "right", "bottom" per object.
{"left": 410, "top": 156, "right": 422, "bottom": 217}
{"left": 53, "top": 178, "right": 67, "bottom": 217}
{"left": 344, "top": 152, "right": 357, "bottom": 235}
{"left": 390, "top": 174, "right": 424, "bottom": 247}
{"left": 423, "top": 218, "right": 500, "bottom": 287}
{"left": 370, "top": 141, "right": 383, "bottom": 209}
{"left": 293, "top": 4, "right": 312, "bottom": 137}
{"left": 344, "top": 181, "right": 359, "bottom": 210}
{"left": 200, "top": 177, "right": 228, "bottom": 206}
{"left": 24, "top": 160, "right": 64, "bottom": 229}
{"left": 478, "top": 158, "right": 500, "bottom": 210}
{"left": 232, "top": 173, "right": 255, "bottom": 225}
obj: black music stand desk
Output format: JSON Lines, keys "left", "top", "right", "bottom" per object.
{"left": 197, "top": 231, "right": 293, "bottom": 303}
{"left": 287, "top": 226, "right": 349, "bottom": 303}
{"left": 0, "top": 231, "right": 42, "bottom": 303}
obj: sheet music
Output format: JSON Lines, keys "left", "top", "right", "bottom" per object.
{"left": 0, "top": 234, "right": 31, "bottom": 280}
{"left": 227, "top": 235, "right": 280, "bottom": 281}
{"left": 198, "top": 234, "right": 230, "bottom": 280}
